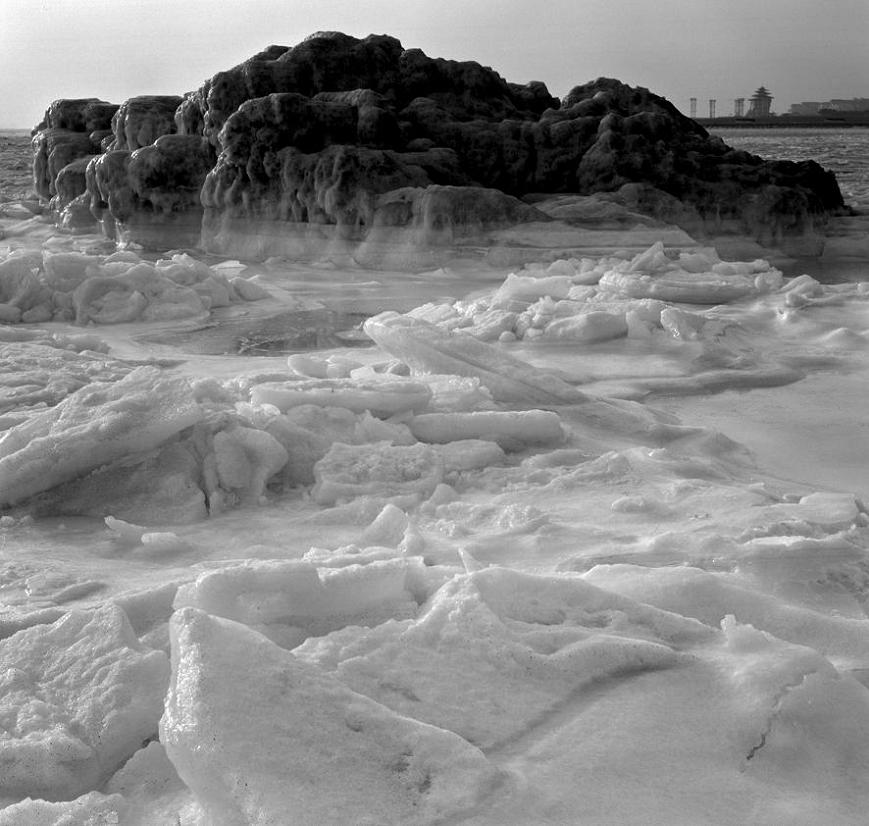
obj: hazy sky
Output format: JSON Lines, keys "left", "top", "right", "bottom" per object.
{"left": 2, "top": 0, "right": 867, "bottom": 127}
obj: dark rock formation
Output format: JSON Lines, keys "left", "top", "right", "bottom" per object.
{"left": 32, "top": 99, "right": 118, "bottom": 205}
{"left": 31, "top": 32, "right": 845, "bottom": 259}
{"left": 88, "top": 134, "right": 215, "bottom": 247}
{"left": 110, "top": 95, "right": 184, "bottom": 151}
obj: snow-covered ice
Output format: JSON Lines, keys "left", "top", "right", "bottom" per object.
{"left": 1, "top": 224, "right": 869, "bottom": 824}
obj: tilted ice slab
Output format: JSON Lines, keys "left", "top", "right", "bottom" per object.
{"left": 0, "top": 604, "right": 169, "bottom": 801}
{"left": 363, "top": 312, "right": 586, "bottom": 405}
{"left": 0, "top": 366, "right": 201, "bottom": 506}
{"left": 364, "top": 310, "right": 692, "bottom": 441}
{"left": 161, "top": 607, "right": 501, "bottom": 826}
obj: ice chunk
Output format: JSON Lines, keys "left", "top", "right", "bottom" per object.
{"left": 34, "top": 439, "right": 207, "bottom": 524}
{"left": 660, "top": 306, "right": 707, "bottom": 339}
{"left": 361, "top": 502, "right": 410, "bottom": 546}
{"left": 72, "top": 262, "right": 208, "bottom": 324}
{"left": 0, "top": 604, "right": 169, "bottom": 800}
{"left": 173, "top": 557, "right": 424, "bottom": 648}
{"left": 312, "top": 442, "right": 444, "bottom": 505}
{"left": 161, "top": 608, "right": 501, "bottom": 825}
{"left": 213, "top": 426, "right": 289, "bottom": 502}
{"left": 410, "top": 410, "right": 563, "bottom": 451}
{"left": 598, "top": 242, "right": 782, "bottom": 304}
{"left": 363, "top": 312, "right": 586, "bottom": 405}
{"left": 41, "top": 251, "right": 102, "bottom": 292}
{"left": 491, "top": 271, "right": 574, "bottom": 306}
{"left": 541, "top": 310, "right": 628, "bottom": 343}
{"left": 230, "top": 276, "right": 270, "bottom": 301}
{"left": 436, "top": 439, "right": 507, "bottom": 472}
{"left": 0, "top": 367, "right": 202, "bottom": 506}
{"left": 250, "top": 375, "right": 433, "bottom": 418}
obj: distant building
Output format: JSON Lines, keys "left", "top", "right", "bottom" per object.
{"left": 747, "top": 86, "right": 773, "bottom": 117}
{"left": 789, "top": 97, "right": 869, "bottom": 116}
{"left": 789, "top": 101, "right": 822, "bottom": 115}
{"left": 825, "top": 98, "right": 869, "bottom": 111}
{"left": 734, "top": 98, "right": 745, "bottom": 117}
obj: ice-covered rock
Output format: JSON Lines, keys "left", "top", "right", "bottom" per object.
{"left": 35, "top": 34, "right": 843, "bottom": 259}
{"left": 31, "top": 97, "right": 117, "bottom": 201}
{"left": 86, "top": 134, "right": 214, "bottom": 248}
{"left": 109, "top": 95, "right": 183, "bottom": 152}
{"left": 161, "top": 607, "right": 501, "bottom": 825}
{"left": 0, "top": 603, "right": 169, "bottom": 800}
{"left": 0, "top": 367, "right": 202, "bottom": 506}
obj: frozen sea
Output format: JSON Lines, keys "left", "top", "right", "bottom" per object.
{"left": 0, "top": 128, "right": 869, "bottom": 824}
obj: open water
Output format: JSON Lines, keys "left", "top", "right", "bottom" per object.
{"left": 711, "top": 127, "right": 869, "bottom": 209}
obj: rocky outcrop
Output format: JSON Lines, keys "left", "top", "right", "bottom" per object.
{"left": 31, "top": 32, "right": 845, "bottom": 260}
{"left": 87, "top": 134, "right": 215, "bottom": 247}
{"left": 110, "top": 95, "right": 184, "bottom": 151}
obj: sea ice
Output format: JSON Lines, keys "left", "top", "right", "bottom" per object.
{"left": 161, "top": 607, "right": 501, "bottom": 825}
{"left": 0, "top": 791, "right": 126, "bottom": 825}
{"left": 312, "top": 442, "right": 444, "bottom": 505}
{"left": 363, "top": 312, "right": 586, "bottom": 404}
{"left": 250, "top": 375, "right": 433, "bottom": 417}
{"left": 0, "top": 366, "right": 202, "bottom": 506}
{"left": 172, "top": 557, "right": 428, "bottom": 649}
{"left": 296, "top": 567, "right": 711, "bottom": 749}
{"left": 0, "top": 604, "right": 168, "bottom": 800}
{"left": 409, "top": 409, "right": 564, "bottom": 451}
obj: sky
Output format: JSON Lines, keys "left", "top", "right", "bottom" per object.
{"left": 1, "top": 0, "right": 867, "bottom": 128}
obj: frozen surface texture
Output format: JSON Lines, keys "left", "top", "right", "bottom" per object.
{"left": 0, "top": 246, "right": 266, "bottom": 325}
{"left": 0, "top": 175, "right": 868, "bottom": 826}
{"left": 0, "top": 366, "right": 202, "bottom": 506}
{"left": 161, "top": 607, "right": 501, "bottom": 826}
{"left": 0, "top": 603, "right": 169, "bottom": 801}
{"left": 30, "top": 32, "right": 843, "bottom": 258}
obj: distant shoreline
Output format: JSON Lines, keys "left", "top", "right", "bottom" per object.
{"left": 696, "top": 115, "right": 869, "bottom": 129}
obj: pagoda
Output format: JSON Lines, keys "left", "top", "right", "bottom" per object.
{"left": 747, "top": 86, "right": 773, "bottom": 117}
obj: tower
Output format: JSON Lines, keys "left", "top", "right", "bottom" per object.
{"left": 734, "top": 98, "right": 745, "bottom": 117}
{"left": 708, "top": 99, "right": 716, "bottom": 119}
{"left": 689, "top": 97, "right": 697, "bottom": 118}
{"left": 747, "top": 86, "right": 773, "bottom": 117}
